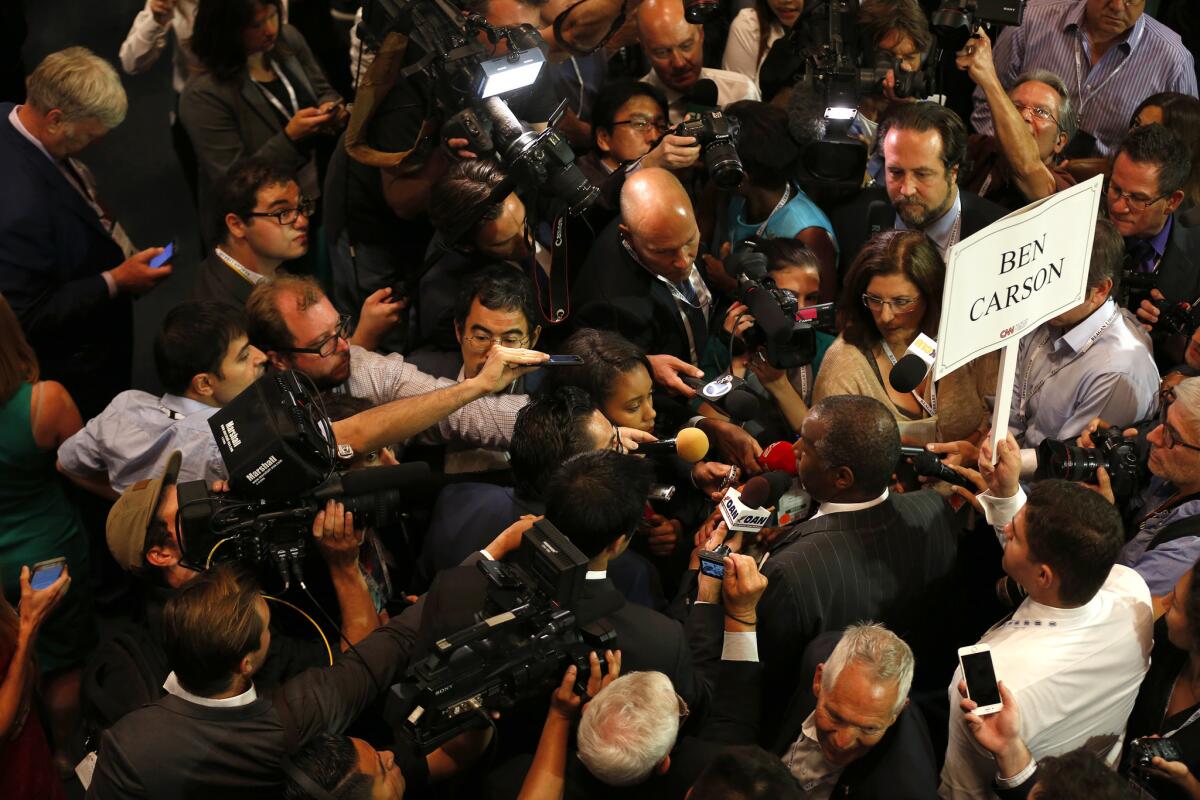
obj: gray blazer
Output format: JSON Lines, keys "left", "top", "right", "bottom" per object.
{"left": 179, "top": 24, "right": 339, "bottom": 214}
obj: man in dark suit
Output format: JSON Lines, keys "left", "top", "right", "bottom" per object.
{"left": 770, "top": 625, "right": 940, "bottom": 799}
{"left": 830, "top": 102, "right": 1006, "bottom": 273}
{"left": 571, "top": 168, "right": 712, "bottom": 370}
{"left": 0, "top": 48, "right": 171, "bottom": 418}
{"left": 756, "top": 395, "right": 960, "bottom": 741}
{"left": 191, "top": 158, "right": 310, "bottom": 309}
{"left": 1110, "top": 124, "right": 1200, "bottom": 369}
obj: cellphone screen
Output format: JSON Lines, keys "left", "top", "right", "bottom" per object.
{"left": 31, "top": 562, "right": 65, "bottom": 590}
{"left": 544, "top": 355, "right": 584, "bottom": 366}
{"left": 150, "top": 241, "right": 175, "bottom": 268}
{"left": 698, "top": 557, "right": 725, "bottom": 579}
{"left": 962, "top": 650, "right": 1001, "bottom": 707}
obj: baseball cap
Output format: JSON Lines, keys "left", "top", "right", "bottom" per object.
{"left": 106, "top": 450, "right": 183, "bottom": 572}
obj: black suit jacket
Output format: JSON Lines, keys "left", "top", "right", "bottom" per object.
{"left": 0, "top": 102, "right": 132, "bottom": 418}
{"left": 190, "top": 249, "right": 259, "bottom": 309}
{"left": 1154, "top": 214, "right": 1200, "bottom": 307}
{"left": 829, "top": 186, "right": 1007, "bottom": 276}
{"left": 570, "top": 218, "right": 709, "bottom": 367}
{"left": 770, "top": 631, "right": 940, "bottom": 800}
{"left": 756, "top": 491, "right": 960, "bottom": 742}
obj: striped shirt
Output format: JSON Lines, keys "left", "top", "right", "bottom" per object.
{"left": 971, "top": 0, "right": 1197, "bottom": 156}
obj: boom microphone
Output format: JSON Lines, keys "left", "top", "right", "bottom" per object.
{"left": 887, "top": 333, "right": 937, "bottom": 394}
{"left": 684, "top": 78, "right": 719, "bottom": 110}
{"left": 899, "top": 446, "right": 975, "bottom": 491}
{"left": 681, "top": 376, "right": 762, "bottom": 423}
{"left": 636, "top": 427, "right": 710, "bottom": 462}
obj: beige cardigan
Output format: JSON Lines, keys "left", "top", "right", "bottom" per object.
{"left": 813, "top": 336, "right": 999, "bottom": 445}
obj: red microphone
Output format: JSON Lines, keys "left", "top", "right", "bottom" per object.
{"left": 757, "top": 441, "right": 797, "bottom": 476}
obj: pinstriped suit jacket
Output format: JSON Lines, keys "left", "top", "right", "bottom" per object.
{"left": 757, "top": 490, "right": 960, "bottom": 741}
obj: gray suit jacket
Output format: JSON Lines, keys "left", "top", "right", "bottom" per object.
{"left": 756, "top": 490, "right": 960, "bottom": 742}
{"left": 179, "top": 24, "right": 339, "bottom": 215}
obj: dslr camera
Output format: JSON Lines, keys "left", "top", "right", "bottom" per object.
{"left": 672, "top": 110, "right": 743, "bottom": 190}
{"left": 931, "top": 0, "right": 1026, "bottom": 52}
{"left": 1035, "top": 425, "right": 1142, "bottom": 502}
{"left": 1130, "top": 736, "right": 1184, "bottom": 769}
{"left": 724, "top": 243, "right": 822, "bottom": 369}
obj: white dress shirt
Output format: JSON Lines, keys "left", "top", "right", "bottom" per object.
{"left": 163, "top": 671, "right": 257, "bottom": 708}
{"left": 811, "top": 488, "right": 889, "bottom": 520}
{"left": 783, "top": 712, "right": 843, "bottom": 798}
{"left": 939, "top": 559, "right": 1153, "bottom": 799}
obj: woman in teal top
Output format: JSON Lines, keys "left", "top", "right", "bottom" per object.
{"left": 714, "top": 101, "right": 839, "bottom": 302}
{"left": 0, "top": 294, "right": 94, "bottom": 769}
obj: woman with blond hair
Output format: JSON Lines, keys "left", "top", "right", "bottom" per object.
{"left": 0, "top": 293, "right": 93, "bottom": 774}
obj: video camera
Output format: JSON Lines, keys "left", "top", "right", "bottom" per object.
{"left": 931, "top": 0, "right": 1025, "bottom": 52}
{"left": 174, "top": 370, "right": 433, "bottom": 588}
{"left": 1123, "top": 270, "right": 1200, "bottom": 336}
{"left": 360, "top": 0, "right": 597, "bottom": 219}
{"left": 1034, "top": 425, "right": 1143, "bottom": 502}
{"left": 725, "top": 243, "right": 824, "bottom": 369}
{"left": 385, "top": 518, "right": 617, "bottom": 750}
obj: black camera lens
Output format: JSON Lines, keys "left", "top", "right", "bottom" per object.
{"left": 1035, "top": 439, "right": 1105, "bottom": 483}
{"left": 705, "top": 139, "right": 745, "bottom": 189}
{"left": 931, "top": 7, "right": 974, "bottom": 52}
{"left": 683, "top": 0, "right": 719, "bottom": 23}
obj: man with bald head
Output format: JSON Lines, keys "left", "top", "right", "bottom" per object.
{"left": 571, "top": 167, "right": 713, "bottom": 375}
{"left": 637, "top": 0, "right": 759, "bottom": 123}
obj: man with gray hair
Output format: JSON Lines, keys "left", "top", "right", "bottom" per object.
{"left": 956, "top": 29, "right": 1078, "bottom": 210}
{"left": 0, "top": 46, "right": 172, "bottom": 417}
{"left": 773, "top": 623, "right": 938, "bottom": 797}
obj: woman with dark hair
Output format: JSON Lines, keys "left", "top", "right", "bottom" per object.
{"left": 722, "top": 0, "right": 801, "bottom": 85}
{"left": 813, "top": 230, "right": 996, "bottom": 444}
{"left": 1122, "top": 561, "right": 1200, "bottom": 799}
{"left": 541, "top": 329, "right": 733, "bottom": 565}
{"left": 713, "top": 101, "right": 837, "bottom": 299}
{"left": 1131, "top": 93, "right": 1200, "bottom": 212}
{"left": 181, "top": 0, "right": 344, "bottom": 225}
{"left": 0, "top": 293, "right": 93, "bottom": 775}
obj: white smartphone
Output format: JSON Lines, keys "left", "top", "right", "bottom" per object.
{"left": 958, "top": 644, "right": 1003, "bottom": 716}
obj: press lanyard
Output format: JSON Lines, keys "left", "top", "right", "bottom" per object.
{"left": 620, "top": 236, "right": 708, "bottom": 364}
{"left": 1018, "top": 307, "right": 1120, "bottom": 420}
{"left": 754, "top": 183, "right": 791, "bottom": 238}
{"left": 1162, "top": 673, "right": 1200, "bottom": 739}
{"left": 214, "top": 247, "right": 266, "bottom": 286}
{"left": 1072, "top": 30, "right": 1129, "bottom": 128}
{"left": 251, "top": 59, "right": 300, "bottom": 120}
{"left": 881, "top": 340, "right": 937, "bottom": 417}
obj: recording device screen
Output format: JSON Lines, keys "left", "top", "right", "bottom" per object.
{"left": 31, "top": 558, "right": 66, "bottom": 590}
{"left": 698, "top": 554, "right": 725, "bottom": 579}
{"left": 962, "top": 650, "right": 1001, "bottom": 707}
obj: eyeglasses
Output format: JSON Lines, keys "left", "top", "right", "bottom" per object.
{"left": 1011, "top": 100, "right": 1063, "bottom": 132}
{"left": 611, "top": 118, "right": 670, "bottom": 134}
{"left": 676, "top": 692, "right": 690, "bottom": 725}
{"left": 1106, "top": 182, "right": 1168, "bottom": 212}
{"left": 463, "top": 332, "right": 528, "bottom": 351}
{"left": 862, "top": 293, "right": 919, "bottom": 313}
{"left": 277, "top": 314, "right": 351, "bottom": 357}
{"left": 246, "top": 197, "right": 314, "bottom": 227}
{"left": 1157, "top": 390, "right": 1200, "bottom": 452}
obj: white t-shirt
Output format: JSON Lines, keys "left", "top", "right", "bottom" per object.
{"left": 939, "top": 564, "right": 1154, "bottom": 799}
{"left": 721, "top": 8, "right": 785, "bottom": 83}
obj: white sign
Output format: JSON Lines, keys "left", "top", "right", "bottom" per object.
{"left": 933, "top": 174, "right": 1103, "bottom": 380}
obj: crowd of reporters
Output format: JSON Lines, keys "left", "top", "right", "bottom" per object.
{"left": 1, "top": 0, "right": 1200, "bottom": 797}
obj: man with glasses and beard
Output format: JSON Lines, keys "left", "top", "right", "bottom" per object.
{"left": 830, "top": 103, "right": 1006, "bottom": 270}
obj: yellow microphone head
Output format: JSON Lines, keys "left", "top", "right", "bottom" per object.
{"left": 675, "top": 427, "right": 710, "bottom": 463}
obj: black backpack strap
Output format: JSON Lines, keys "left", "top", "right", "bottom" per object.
{"left": 1148, "top": 513, "right": 1200, "bottom": 552}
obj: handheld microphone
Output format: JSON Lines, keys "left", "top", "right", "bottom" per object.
{"left": 683, "top": 78, "right": 719, "bottom": 111}
{"left": 867, "top": 200, "right": 893, "bottom": 236}
{"left": 718, "top": 471, "right": 792, "bottom": 532}
{"left": 637, "top": 427, "right": 710, "bottom": 463}
{"left": 681, "top": 376, "right": 762, "bottom": 423}
{"left": 898, "top": 446, "right": 975, "bottom": 491}
{"left": 757, "top": 440, "right": 798, "bottom": 476}
{"left": 888, "top": 333, "right": 937, "bottom": 394}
